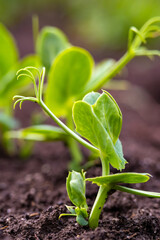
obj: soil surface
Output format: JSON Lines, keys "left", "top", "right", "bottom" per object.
{"left": 0, "top": 86, "right": 160, "bottom": 240}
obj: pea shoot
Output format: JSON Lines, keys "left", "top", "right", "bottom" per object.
{"left": 13, "top": 66, "right": 160, "bottom": 229}
{"left": 9, "top": 17, "right": 160, "bottom": 169}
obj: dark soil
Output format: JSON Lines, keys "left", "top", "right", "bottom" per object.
{"left": 0, "top": 87, "right": 160, "bottom": 240}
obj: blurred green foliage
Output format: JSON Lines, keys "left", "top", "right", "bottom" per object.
{"left": 0, "top": 22, "right": 41, "bottom": 153}
{"left": 0, "top": 0, "right": 54, "bottom": 24}
{"left": 0, "top": 0, "right": 160, "bottom": 50}
{"left": 66, "top": 0, "right": 160, "bottom": 49}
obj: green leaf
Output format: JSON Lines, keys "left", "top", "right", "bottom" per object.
{"left": 114, "top": 139, "right": 126, "bottom": 168}
{"left": 76, "top": 213, "right": 88, "bottom": 226}
{"left": 114, "top": 185, "right": 160, "bottom": 198}
{"left": 45, "top": 47, "right": 94, "bottom": 117}
{"left": 92, "top": 91, "right": 122, "bottom": 144}
{"left": 20, "top": 54, "right": 41, "bottom": 68}
{"left": 5, "top": 125, "right": 67, "bottom": 142}
{"left": 75, "top": 207, "right": 88, "bottom": 226}
{"left": 86, "top": 172, "right": 151, "bottom": 186}
{"left": 73, "top": 91, "right": 126, "bottom": 170}
{"left": 83, "top": 92, "right": 100, "bottom": 105}
{"left": 0, "top": 68, "right": 17, "bottom": 109}
{"left": 0, "top": 23, "right": 18, "bottom": 78}
{"left": 36, "top": 26, "right": 69, "bottom": 72}
{"left": 84, "top": 59, "right": 115, "bottom": 94}
{"left": 66, "top": 171, "right": 88, "bottom": 209}
{"left": 59, "top": 206, "right": 88, "bottom": 226}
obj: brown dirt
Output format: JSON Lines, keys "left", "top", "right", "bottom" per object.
{"left": 0, "top": 87, "right": 160, "bottom": 240}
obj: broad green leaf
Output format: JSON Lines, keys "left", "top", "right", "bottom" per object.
{"left": 66, "top": 171, "right": 88, "bottom": 209}
{"left": 45, "top": 47, "right": 94, "bottom": 117}
{"left": 83, "top": 59, "right": 115, "bottom": 94}
{"left": 92, "top": 91, "right": 122, "bottom": 144}
{"left": 0, "top": 23, "right": 18, "bottom": 77}
{"left": 36, "top": 26, "right": 69, "bottom": 72}
{"left": 5, "top": 125, "right": 67, "bottom": 142}
{"left": 73, "top": 92, "right": 126, "bottom": 170}
{"left": 114, "top": 185, "right": 160, "bottom": 198}
{"left": 86, "top": 172, "right": 150, "bottom": 186}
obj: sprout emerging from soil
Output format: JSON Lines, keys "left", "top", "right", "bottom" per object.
{"left": 13, "top": 17, "right": 160, "bottom": 228}
{"left": 13, "top": 66, "right": 160, "bottom": 229}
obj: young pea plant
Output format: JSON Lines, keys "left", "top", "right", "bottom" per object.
{"left": 14, "top": 67, "right": 160, "bottom": 229}
{"left": 10, "top": 17, "right": 160, "bottom": 169}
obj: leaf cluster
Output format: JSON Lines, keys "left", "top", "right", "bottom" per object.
{"left": 7, "top": 17, "right": 160, "bottom": 229}
{"left": 9, "top": 17, "right": 160, "bottom": 166}
{"left": 60, "top": 171, "right": 88, "bottom": 226}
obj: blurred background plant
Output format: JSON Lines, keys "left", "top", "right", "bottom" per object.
{"left": 1, "top": 0, "right": 160, "bottom": 52}
{"left": 0, "top": 22, "right": 40, "bottom": 154}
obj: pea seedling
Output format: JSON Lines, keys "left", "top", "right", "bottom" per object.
{"left": 9, "top": 17, "right": 160, "bottom": 168}
{"left": 13, "top": 64, "right": 160, "bottom": 229}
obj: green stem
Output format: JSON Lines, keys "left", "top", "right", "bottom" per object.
{"left": 84, "top": 51, "right": 135, "bottom": 94}
{"left": 113, "top": 185, "right": 160, "bottom": 198}
{"left": 39, "top": 100, "right": 99, "bottom": 155}
{"left": 89, "top": 156, "right": 111, "bottom": 229}
{"left": 98, "top": 52, "right": 134, "bottom": 89}
{"left": 66, "top": 111, "right": 83, "bottom": 170}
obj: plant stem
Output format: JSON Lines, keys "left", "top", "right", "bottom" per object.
{"left": 96, "top": 51, "right": 134, "bottom": 91}
{"left": 39, "top": 100, "right": 99, "bottom": 155}
{"left": 84, "top": 51, "right": 135, "bottom": 94}
{"left": 66, "top": 111, "right": 83, "bottom": 170}
{"left": 88, "top": 155, "right": 111, "bottom": 229}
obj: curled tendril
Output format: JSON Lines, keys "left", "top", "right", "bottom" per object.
{"left": 17, "top": 68, "right": 35, "bottom": 81}
{"left": 14, "top": 67, "right": 45, "bottom": 110}
{"left": 13, "top": 96, "right": 38, "bottom": 109}
{"left": 16, "top": 67, "right": 41, "bottom": 97}
{"left": 128, "top": 17, "right": 160, "bottom": 58}
{"left": 128, "top": 26, "right": 146, "bottom": 50}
